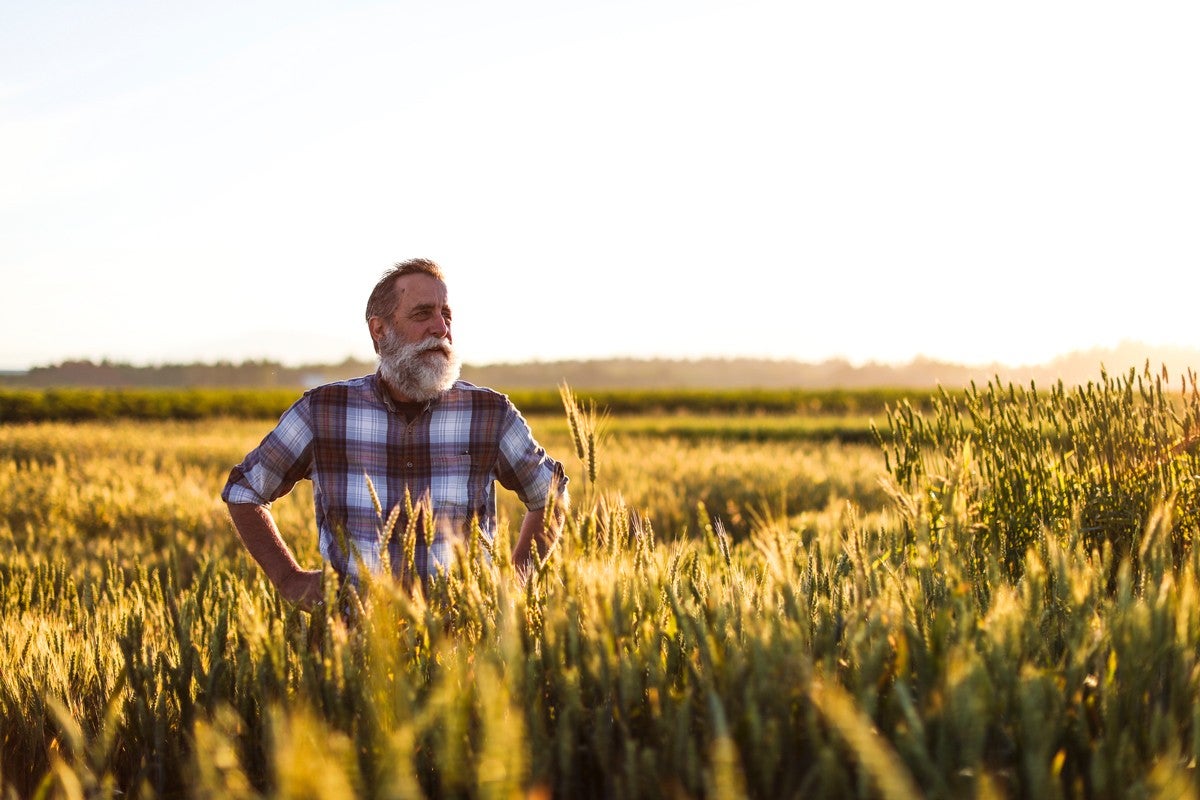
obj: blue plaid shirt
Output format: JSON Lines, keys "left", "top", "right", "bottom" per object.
{"left": 222, "top": 373, "right": 568, "bottom": 581}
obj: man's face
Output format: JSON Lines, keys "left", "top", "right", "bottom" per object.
{"left": 371, "top": 273, "right": 452, "bottom": 350}
{"left": 370, "top": 273, "right": 460, "bottom": 401}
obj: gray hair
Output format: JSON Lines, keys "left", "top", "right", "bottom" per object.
{"left": 365, "top": 258, "right": 445, "bottom": 322}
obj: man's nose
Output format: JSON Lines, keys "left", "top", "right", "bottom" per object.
{"left": 429, "top": 314, "right": 449, "bottom": 338}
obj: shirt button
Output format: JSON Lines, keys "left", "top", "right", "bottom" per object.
{"left": 406, "top": 461, "right": 413, "bottom": 468}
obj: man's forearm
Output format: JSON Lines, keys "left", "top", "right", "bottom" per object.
{"left": 226, "top": 502, "right": 321, "bottom": 607}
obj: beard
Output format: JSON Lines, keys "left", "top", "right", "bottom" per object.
{"left": 377, "top": 330, "right": 462, "bottom": 402}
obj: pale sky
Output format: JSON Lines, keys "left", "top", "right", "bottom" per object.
{"left": 3, "top": 1, "right": 1197, "bottom": 371}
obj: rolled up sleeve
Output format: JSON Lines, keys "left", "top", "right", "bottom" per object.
{"left": 221, "top": 398, "right": 315, "bottom": 506}
{"left": 496, "top": 405, "right": 569, "bottom": 511}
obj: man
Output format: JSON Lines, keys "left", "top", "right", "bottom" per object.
{"left": 222, "top": 258, "right": 568, "bottom": 609}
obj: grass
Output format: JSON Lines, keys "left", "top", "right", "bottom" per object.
{"left": 0, "top": 386, "right": 935, "bottom": 424}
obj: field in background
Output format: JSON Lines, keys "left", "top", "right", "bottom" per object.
{"left": 4, "top": 370, "right": 1200, "bottom": 798}
{"left": 0, "top": 385, "right": 930, "bottom": 425}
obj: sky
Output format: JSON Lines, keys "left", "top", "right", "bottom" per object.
{"left": 2, "top": 1, "right": 1198, "bottom": 371}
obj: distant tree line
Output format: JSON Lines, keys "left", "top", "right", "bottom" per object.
{"left": 0, "top": 358, "right": 372, "bottom": 389}
{"left": 1, "top": 342, "right": 1196, "bottom": 391}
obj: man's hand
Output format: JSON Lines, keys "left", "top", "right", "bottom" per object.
{"left": 227, "top": 502, "right": 322, "bottom": 611}
{"left": 279, "top": 569, "right": 324, "bottom": 611}
{"left": 512, "top": 504, "right": 565, "bottom": 573}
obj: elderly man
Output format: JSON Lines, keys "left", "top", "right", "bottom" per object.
{"left": 222, "top": 258, "right": 568, "bottom": 608}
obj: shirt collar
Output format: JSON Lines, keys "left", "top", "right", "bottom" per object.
{"left": 371, "top": 371, "right": 400, "bottom": 413}
{"left": 371, "top": 370, "right": 449, "bottom": 415}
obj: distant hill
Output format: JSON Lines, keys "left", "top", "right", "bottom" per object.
{"left": 1, "top": 342, "right": 1197, "bottom": 390}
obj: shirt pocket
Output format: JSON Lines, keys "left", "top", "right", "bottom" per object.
{"left": 430, "top": 454, "right": 471, "bottom": 514}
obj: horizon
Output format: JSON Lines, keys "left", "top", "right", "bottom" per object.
{"left": 7, "top": 338, "right": 1200, "bottom": 375}
{"left": 4, "top": 2, "right": 1197, "bottom": 371}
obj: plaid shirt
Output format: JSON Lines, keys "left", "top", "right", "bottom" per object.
{"left": 222, "top": 373, "right": 568, "bottom": 582}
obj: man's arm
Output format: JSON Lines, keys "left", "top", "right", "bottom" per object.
{"left": 227, "top": 502, "right": 322, "bottom": 610}
{"left": 494, "top": 396, "right": 570, "bottom": 573}
{"left": 511, "top": 504, "right": 566, "bottom": 573}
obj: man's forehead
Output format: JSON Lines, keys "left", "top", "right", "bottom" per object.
{"left": 394, "top": 273, "right": 449, "bottom": 304}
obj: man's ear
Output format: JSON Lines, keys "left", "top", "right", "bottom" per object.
{"left": 368, "top": 316, "right": 387, "bottom": 353}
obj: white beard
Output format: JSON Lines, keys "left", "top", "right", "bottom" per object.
{"left": 377, "top": 331, "right": 461, "bottom": 402}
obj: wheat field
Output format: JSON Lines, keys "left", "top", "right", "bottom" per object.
{"left": 3, "top": 369, "right": 1200, "bottom": 798}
